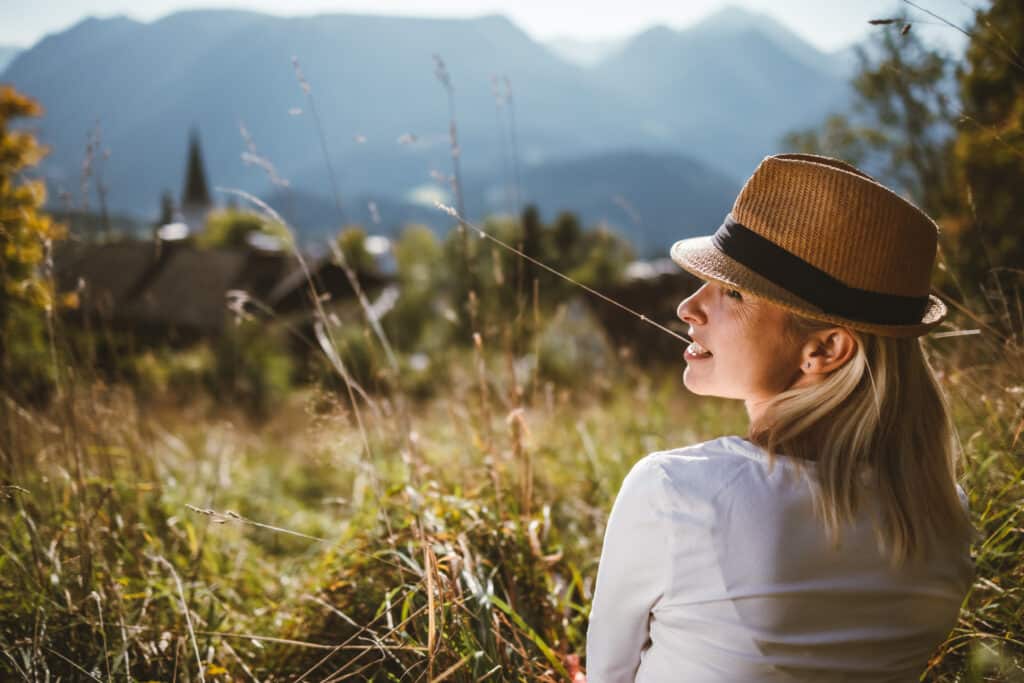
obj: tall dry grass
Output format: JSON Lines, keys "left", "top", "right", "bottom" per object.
{"left": 1, "top": 266, "right": 1021, "bottom": 680}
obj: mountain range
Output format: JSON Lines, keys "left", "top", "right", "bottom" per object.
{"left": 1, "top": 6, "right": 856, "bottom": 251}
{"left": 0, "top": 46, "right": 20, "bottom": 72}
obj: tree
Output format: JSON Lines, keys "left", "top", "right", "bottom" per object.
{"left": 522, "top": 204, "right": 542, "bottom": 262}
{"left": 784, "top": 24, "right": 960, "bottom": 219}
{"left": 156, "top": 189, "right": 174, "bottom": 226}
{"left": 336, "top": 226, "right": 378, "bottom": 275}
{"left": 195, "top": 208, "right": 290, "bottom": 250}
{"left": 388, "top": 224, "right": 445, "bottom": 352}
{"left": 552, "top": 211, "right": 583, "bottom": 272}
{"left": 951, "top": 0, "right": 1024, "bottom": 282}
{"left": 0, "top": 85, "right": 67, "bottom": 400}
{"left": 568, "top": 225, "right": 634, "bottom": 290}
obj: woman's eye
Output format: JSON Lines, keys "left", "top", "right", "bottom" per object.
{"left": 725, "top": 288, "right": 743, "bottom": 301}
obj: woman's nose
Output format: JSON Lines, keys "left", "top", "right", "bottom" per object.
{"left": 677, "top": 286, "right": 707, "bottom": 325}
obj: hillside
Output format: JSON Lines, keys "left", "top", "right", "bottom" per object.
{"left": 4, "top": 6, "right": 850, "bottom": 246}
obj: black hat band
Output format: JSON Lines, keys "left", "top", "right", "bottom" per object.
{"left": 711, "top": 216, "right": 930, "bottom": 326}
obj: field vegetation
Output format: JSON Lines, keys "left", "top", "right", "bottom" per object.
{"left": 2, "top": 1, "right": 1023, "bottom": 680}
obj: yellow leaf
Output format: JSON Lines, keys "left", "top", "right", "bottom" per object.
{"left": 206, "top": 664, "right": 229, "bottom": 675}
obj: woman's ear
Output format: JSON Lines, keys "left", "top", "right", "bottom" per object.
{"left": 800, "top": 328, "right": 857, "bottom": 375}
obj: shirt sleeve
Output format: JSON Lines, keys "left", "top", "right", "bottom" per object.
{"left": 586, "top": 454, "right": 669, "bottom": 682}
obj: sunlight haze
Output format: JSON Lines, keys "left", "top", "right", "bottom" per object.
{"left": 1, "top": 0, "right": 978, "bottom": 52}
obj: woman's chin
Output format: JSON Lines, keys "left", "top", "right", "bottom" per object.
{"left": 682, "top": 370, "right": 709, "bottom": 395}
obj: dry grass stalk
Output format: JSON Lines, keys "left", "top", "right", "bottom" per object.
{"left": 44, "top": 647, "right": 101, "bottom": 680}
{"left": 424, "top": 536, "right": 437, "bottom": 678}
{"left": 151, "top": 555, "right": 205, "bottom": 683}
{"left": 185, "top": 504, "right": 327, "bottom": 543}
{"left": 328, "top": 658, "right": 387, "bottom": 681}
{"left": 212, "top": 185, "right": 386, "bottom": 519}
{"left": 508, "top": 408, "right": 532, "bottom": 517}
{"left": 473, "top": 331, "right": 494, "bottom": 445}
{"left": 431, "top": 651, "right": 475, "bottom": 682}
{"left": 284, "top": 57, "right": 419, "bottom": 509}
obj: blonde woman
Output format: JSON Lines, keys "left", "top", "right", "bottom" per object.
{"left": 585, "top": 154, "right": 974, "bottom": 682}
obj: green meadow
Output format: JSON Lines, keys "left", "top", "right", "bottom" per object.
{"left": 2, "top": 2, "right": 1024, "bottom": 680}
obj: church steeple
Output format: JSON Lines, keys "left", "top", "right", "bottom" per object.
{"left": 182, "top": 127, "right": 211, "bottom": 208}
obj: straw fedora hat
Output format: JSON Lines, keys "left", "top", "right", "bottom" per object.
{"left": 670, "top": 153, "right": 947, "bottom": 337}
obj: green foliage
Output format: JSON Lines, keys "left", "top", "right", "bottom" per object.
{"left": 1, "top": 300, "right": 56, "bottom": 404}
{"left": 195, "top": 208, "right": 290, "bottom": 250}
{"left": 783, "top": 24, "right": 959, "bottom": 217}
{"left": 320, "top": 322, "right": 380, "bottom": 390}
{"left": 783, "top": 113, "right": 887, "bottom": 170}
{"left": 566, "top": 224, "right": 634, "bottom": 289}
{"left": 434, "top": 206, "right": 634, "bottom": 350}
{"left": 131, "top": 345, "right": 215, "bottom": 402}
{"left": 387, "top": 224, "right": 444, "bottom": 352}
{"left": 210, "top": 321, "right": 293, "bottom": 417}
{"left": 551, "top": 211, "right": 584, "bottom": 269}
{"left": 536, "top": 299, "right": 616, "bottom": 388}
{"left": 0, "top": 85, "right": 66, "bottom": 402}
{"left": 952, "top": 0, "right": 1024, "bottom": 282}
{"left": 131, "top": 329, "right": 294, "bottom": 418}
{"left": 335, "top": 225, "right": 378, "bottom": 275}
{"left": 922, "top": 273, "right": 1024, "bottom": 680}
{"left": 266, "top": 486, "right": 578, "bottom": 679}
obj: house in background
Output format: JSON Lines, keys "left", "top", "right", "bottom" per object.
{"left": 54, "top": 235, "right": 393, "bottom": 349}
{"left": 54, "top": 128, "right": 394, "bottom": 350}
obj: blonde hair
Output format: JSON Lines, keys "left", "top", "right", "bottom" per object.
{"left": 748, "top": 313, "right": 972, "bottom": 563}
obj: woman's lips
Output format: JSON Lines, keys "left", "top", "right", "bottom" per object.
{"left": 684, "top": 341, "right": 713, "bottom": 360}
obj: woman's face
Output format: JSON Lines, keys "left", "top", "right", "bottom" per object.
{"left": 676, "top": 282, "right": 805, "bottom": 411}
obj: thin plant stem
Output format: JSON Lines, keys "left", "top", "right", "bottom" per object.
{"left": 151, "top": 555, "right": 205, "bottom": 683}
{"left": 901, "top": 0, "right": 1024, "bottom": 75}
{"left": 434, "top": 202, "right": 691, "bottom": 345}
{"left": 185, "top": 504, "right": 328, "bottom": 543}
{"left": 290, "top": 58, "right": 417, "bottom": 499}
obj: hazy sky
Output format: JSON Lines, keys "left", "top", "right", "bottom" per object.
{"left": 1, "top": 0, "right": 979, "bottom": 51}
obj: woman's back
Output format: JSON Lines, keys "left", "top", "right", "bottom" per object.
{"left": 586, "top": 436, "right": 974, "bottom": 683}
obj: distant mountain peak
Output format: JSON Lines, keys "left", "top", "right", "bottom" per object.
{"left": 67, "top": 14, "right": 141, "bottom": 34}
{"left": 603, "top": 24, "right": 678, "bottom": 63}
{"left": 689, "top": 4, "right": 803, "bottom": 44}
{"left": 475, "top": 13, "right": 516, "bottom": 26}
{"left": 637, "top": 24, "right": 677, "bottom": 39}
{"left": 685, "top": 4, "right": 848, "bottom": 79}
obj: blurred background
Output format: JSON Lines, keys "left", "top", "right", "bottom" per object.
{"left": 0, "top": 0, "right": 975, "bottom": 248}
{"left": 1, "top": 1, "right": 1022, "bottom": 680}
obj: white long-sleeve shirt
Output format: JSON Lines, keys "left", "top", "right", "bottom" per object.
{"left": 586, "top": 436, "right": 973, "bottom": 683}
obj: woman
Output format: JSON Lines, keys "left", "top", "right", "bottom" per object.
{"left": 585, "top": 154, "right": 974, "bottom": 682}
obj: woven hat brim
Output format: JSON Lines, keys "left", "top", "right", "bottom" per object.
{"left": 670, "top": 236, "right": 946, "bottom": 338}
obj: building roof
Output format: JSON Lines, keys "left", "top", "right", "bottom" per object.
{"left": 54, "top": 240, "right": 161, "bottom": 320}
{"left": 54, "top": 239, "right": 393, "bottom": 338}
{"left": 119, "top": 248, "right": 249, "bottom": 332}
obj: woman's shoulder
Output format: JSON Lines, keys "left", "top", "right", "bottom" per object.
{"left": 636, "top": 436, "right": 787, "bottom": 503}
